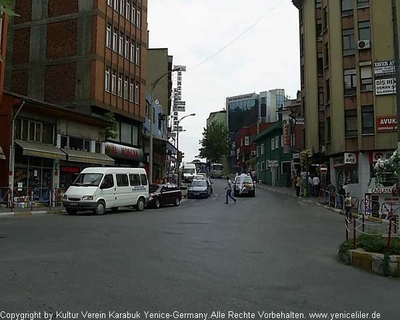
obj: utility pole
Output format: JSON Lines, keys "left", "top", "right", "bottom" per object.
{"left": 392, "top": 0, "right": 400, "bottom": 150}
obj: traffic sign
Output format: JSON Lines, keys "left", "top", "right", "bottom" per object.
{"left": 320, "top": 164, "right": 328, "bottom": 174}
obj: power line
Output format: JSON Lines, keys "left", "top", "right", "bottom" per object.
{"left": 190, "top": 0, "right": 284, "bottom": 71}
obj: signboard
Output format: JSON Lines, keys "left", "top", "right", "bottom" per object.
{"left": 175, "top": 126, "right": 184, "bottom": 132}
{"left": 105, "top": 142, "right": 143, "bottom": 161}
{"left": 267, "top": 160, "right": 278, "bottom": 168}
{"left": 375, "top": 78, "right": 396, "bottom": 95}
{"left": 173, "top": 105, "right": 186, "bottom": 112}
{"left": 344, "top": 153, "right": 357, "bottom": 165}
{"left": 320, "top": 164, "right": 328, "bottom": 174}
{"left": 376, "top": 116, "right": 397, "bottom": 132}
{"left": 282, "top": 120, "right": 291, "bottom": 153}
{"left": 370, "top": 151, "right": 392, "bottom": 163}
{"left": 374, "top": 60, "right": 395, "bottom": 78}
{"left": 175, "top": 101, "right": 186, "bottom": 106}
{"left": 367, "top": 187, "right": 394, "bottom": 194}
{"left": 295, "top": 117, "right": 305, "bottom": 125}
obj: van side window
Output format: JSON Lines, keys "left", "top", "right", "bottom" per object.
{"left": 101, "top": 174, "right": 114, "bottom": 189}
{"left": 129, "top": 174, "right": 140, "bottom": 186}
{"left": 140, "top": 174, "right": 148, "bottom": 186}
{"left": 116, "top": 174, "right": 129, "bottom": 187}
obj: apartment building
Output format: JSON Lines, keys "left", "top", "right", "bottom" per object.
{"left": 293, "top": 0, "right": 400, "bottom": 198}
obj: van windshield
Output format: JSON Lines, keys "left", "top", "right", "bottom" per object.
{"left": 183, "top": 168, "right": 196, "bottom": 174}
{"left": 73, "top": 173, "right": 103, "bottom": 186}
{"left": 212, "top": 165, "right": 223, "bottom": 171}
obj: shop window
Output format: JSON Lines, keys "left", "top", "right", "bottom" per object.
{"left": 345, "top": 110, "right": 358, "bottom": 137}
{"left": 140, "top": 174, "right": 147, "bottom": 186}
{"left": 362, "top": 105, "right": 374, "bottom": 134}
{"left": 116, "top": 174, "right": 129, "bottom": 186}
{"left": 42, "top": 123, "right": 54, "bottom": 144}
{"left": 337, "top": 166, "right": 359, "bottom": 185}
{"left": 69, "top": 137, "right": 83, "bottom": 150}
{"left": 129, "top": 174, "right": 140, "bottom": 186}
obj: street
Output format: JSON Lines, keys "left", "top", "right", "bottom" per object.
{"left": 0, "top": 179, "right": 398, "bottom": 319}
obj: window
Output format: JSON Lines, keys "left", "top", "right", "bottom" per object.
{"left": 342, "top": 29, "right": 355, "bottom": 55}
{"left": 105, "top": 66, "right": 110, "bottom": 92}
{"left": 135, "top": 43, "right": 140, "bottom": 65}
{"left": 257, "top": 163, "right": 260, "bottom": 173}
{"left": 130, "top": 40, "right": 135, "bottom": 62}
{"left": 316, "top": 19, "right": 322, "bottom": 41}
{"left": 244, "top": 136, "right": 250, "bottom": 146}
{"left": 360, "top": 66, "right": 373, "bottom": 91}
{"left": 125, "top": 36, "right": 129, "bottom": 58}
{"left": 257, "top": 146, "right": 260, "bottom": 157}
{"left": 113, "top": 28, "right": 118, "bottom": 51}
{"left": 132, "top": 126, "right": 138, "bottom": 145}
{"left": 102, "top": 174, "right": 114, "bottom": 189}
{"left": 280, "top": 135, "right": 284, "bottom": 147}
{"left": 323, "top": 6, "right": 328, "bottom": 30}
{"left": 129, "top": 174, "right": 140, "bottom": 186}
{"left": 318, "top": 87, "right": 324, "bottom": 106}
{"left": 240, "top": 138, "right": 243, "bottom": 146}
{"left": 135, "top": 82, "right": 139, "bottom": 103}
{"left": 275, "top": 136, "right": 280, "bottom": 149}
{"left": 327, "top": 117, "right": 331, "bottom": 142}
{"left": 344, "top": 69, "right": 357, "bottom": 95}
{"left": 140, "top": 174, "right": 148, "bottom": 186}
{"left": 261, "top": 144, "right": 265, "bottom": 155}
{"left": 106, "top": 24, "right": 112, "bottom": 48}
{"left": 271, "top": 138, "right": 275, "bottom": 150}
{"left": 118, "top": 73, "right": 123, "bottom": 97}
{"left": 317, "top": 53, "right": 323, "bottom": 75}
{"left": 301, "top": 65, "right": 304, "bottom": 85}
{"left": 120, "top": 0, "right": 124, "bottom": 15}
{"left": 42, "top": 123, "right": 53, "bottom": 144}
{"left": 124, "top": 76, "right": 128, "bottom": 99}
{"left": 326, "top": 79, "right": 330, "bottom": 102}
{"left": 119, "top": 32, "right": 124, "bottom": 55}
{"left": 111, "top": 69, "right": 117, "bottom": 94}
{"left": 362, "top": 106, "right": 374, "bottom": 134}
{"left": 107, "top": 0, "right": 112, "bottom": 6}
{"left": 261, "top": 161, "right": 266, "bottom": 171}
{"left": 357, "top": 0, "right": 369, "bottom": 8}
{"left": 300, "top": 34, "right": 304, "bottom": 55}
{"left": 324, "top": 43, "right": 329, "bottom": 66}
{"left": 129, "top": 79, "right": 134, "bottom": 102}
{"left": 126, "top": 0, "right": 130, "bottom": 20}
{"left": 137, "top": 9, "right": 141, "bottom": 28}
{"left": 16, "top": 119, "right": 53, "bottom": 144}
{"left": 345, "top": 110, "right": 358, "bottom": 137}
{"left": 131, "top": 6, "right": 135, "bottom": 25}
{"left": 319, "top": 122, "right": 325, "bottom": 145}
{"left": 341, "top": 0, "right": 353, "bottom": 13}
{"left": 113, "top": 0, "right": 118, "bottom": 11}
{"left": 315, "top": 0, "right": 321, "bottom": 8}
{"left": 116, "top": 174, "right": 129, "bottom": 187}
{"left": 120, "top": 122, "right": 131, "bottom": 144}
{"left": 358, "top": 21, "right": 370, "bottom": 41}
{"left": 95, "top": 142, "right": 101, "bottom": 153}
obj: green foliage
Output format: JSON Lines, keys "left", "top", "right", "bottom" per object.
{"left": 338, "top": 234, "right": 400, "bottom": 255}
{"left": 104, "top": 112, "right": 118, "bottom": 140}
{"left": 373, "top": 150, "right": 400, "bottom": 187}
{"left": 198, "top": 121, "right": 231, "bottom": 163}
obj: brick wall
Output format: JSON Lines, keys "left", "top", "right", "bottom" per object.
{"left": 44, "top": 63, "right": 76, "bottom": 103}
{"left": 12, "top": 28, "right": 30, "bottom": 64}
{"left": 46, "top": 20, "right": 78, "bottom": 59}
{"left": 48, "top": 0, "right": 78, "bottom": 17}
{"left": 10, "top": 69, "right": 28, "bottom": 95}
{"left": 14, "top": 0, "right": 32, "bottom": 24}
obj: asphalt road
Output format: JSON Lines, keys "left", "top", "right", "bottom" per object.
{"left": 0, "top": 179, "right": 398, "bottom": 319}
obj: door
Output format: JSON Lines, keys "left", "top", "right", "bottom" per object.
{"left": 115, "top": 173, "right": 131, "bottom": 206}
{"left": 99, "top": 174, "right": 116, "bottom": 208}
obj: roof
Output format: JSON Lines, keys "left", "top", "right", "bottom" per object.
{"left": 252, "top": 121, "right": 282, "bottom": 142}
{"left": 292, "top": 0, "right": 302, "bottom": 9}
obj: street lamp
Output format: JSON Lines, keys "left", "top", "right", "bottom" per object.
{"left": 176, "top": 113, "right": 196, "bottom": 186}
{"left": 149, "top": 66, "right": 183, "bottom": 183}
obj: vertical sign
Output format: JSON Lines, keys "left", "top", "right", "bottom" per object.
{"left": 172, "top": 65, "right": 186, "bottom": 131}
{"left": 283, "top": 120, "right": 291, "bottom": 153}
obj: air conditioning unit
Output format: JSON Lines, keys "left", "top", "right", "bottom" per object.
{"left": 358, "top": 39, "right": 371, "bottom": 50}
{"left": 251, "top": 151, "right": 256, "bottom": 156}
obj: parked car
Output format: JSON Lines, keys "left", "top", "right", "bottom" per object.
{"left": 148, "top": 184, "right": 182, "bottom": 208}
{"left": 233, "top": 175, "right": 255, "bottom": 197}
{"left": 192, "top": 174, "right": 213, "bottom": 194}
{"left": 187, "top": 179, "right": 211, "bottom": 198}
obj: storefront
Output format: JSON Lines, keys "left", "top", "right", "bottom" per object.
{"left": 332, "top": 152, "right": 358, "bottom": 188}
{"left": 105, "top": 142, "right": 144, "bottom": 167}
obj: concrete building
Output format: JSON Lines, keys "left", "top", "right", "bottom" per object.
{"left": 259, "top": 89, "right": 285, "bottom": 123}
{"left": 292, "top": 0, "right": 400, "bottom": 200}
{"left": 207, "top": 110, "right": 226, "bottom": 128}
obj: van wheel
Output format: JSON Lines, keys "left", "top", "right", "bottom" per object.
{"left": 94, "top": 201, "right": 106, "bottom": 215}
{"left": 136, "top": 197, "right": 145, "bottom": 211}
{"left": 174, "top": 197, "right": 181, "bottom": 206}
{"left": 66, "top": 208, "right": 77, "bottom": 215}
{"left": 154, "top": 198, "right": 160, "bottom": 209}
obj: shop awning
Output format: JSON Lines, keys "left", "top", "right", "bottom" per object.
{"left": 62, "top": 149, "right": 114, "bottom": 166}
{"left": 0, "top": 146, "right": 5, "bottom": 160}
{"left": 15, "top": 140, "right": 66, "bottom": 160}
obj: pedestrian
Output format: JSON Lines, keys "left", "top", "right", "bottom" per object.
{"left": 343, "top": 182, "right": 348, "bottom": 195}
{"left": 338, "top": 185, "right": 345, "bottom": 208}
{"left": 225, "top": 176, "right": 236, "bottom": 204}
{"left": 344, "top": 192, "right": 352, "bottom": 221}
{"left": 308, "top": 175, "right": 313, "bottom": 197}
{"left": 296, "top": 175, "right": 302, "bottom": 197}
{"left": 312, "top": 174, "right": 320, "bottom": 197}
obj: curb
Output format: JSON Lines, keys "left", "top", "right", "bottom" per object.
{"left": 340, "top": 249, "right": 400, "bottom": 277}
{"left": 0, "top": 209, "right": 66, "bottom": 217}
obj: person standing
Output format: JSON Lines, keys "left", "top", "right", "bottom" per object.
{"left": 312, "top": 174, "right": 320, "bottom": 197}
{"left": 225, "top": 177, "right": 236, "bottom": 204}
{"left": 344, "top": 192, "right": 352, "bottom": 221}
{"left": 308, "top": 175, "right": 313, "bottom": 197}
{"left": 296, "top": 175, "right": 302, "bottom": 197}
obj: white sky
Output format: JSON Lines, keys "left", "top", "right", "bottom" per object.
{"left": 147, "top": 0, "right": 300, "bottom": 161}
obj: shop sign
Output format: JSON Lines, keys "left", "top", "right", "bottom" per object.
{"left": 375, "top": 78, "right": 396, "bottom": 95}
{"left": 368, "top": 187, "right": 394, "bottom": 194}
{"left": 333, "top": 157, "right": 344, "bottom": 168}
{"left": 105, "top": 142, "right": 143, "bottom": 161}
{"left": 344, "top": 153, "right": 357, "bottom": 165}
{"left": 374, "top": 60, "right": 395, "bottom": 78}
{"left": 282, "top": 120, "right": 291, "bottom": 153}
{"left": 61, "top": 166, "right": 80, "bottom": 173}
{"left": 376, "top": 116, "right": 397, "bottom": 132}
{"left": 370, "top": 151, "right": 392, "bottom": 163}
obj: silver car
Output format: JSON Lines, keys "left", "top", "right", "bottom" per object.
{"left": 233, "top": 175, "right": 255, "bottom": 197}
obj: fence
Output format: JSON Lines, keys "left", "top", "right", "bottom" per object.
{"left": 318, "top": 189, "right": 359, "bottom": 213}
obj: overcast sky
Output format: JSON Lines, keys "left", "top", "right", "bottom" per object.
{"left": 147, "top": 0, "right": 300, "bottom": 162}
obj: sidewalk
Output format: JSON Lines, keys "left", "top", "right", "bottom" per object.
{"left": 0, "top": 206, "right": 65, "bottom": 217}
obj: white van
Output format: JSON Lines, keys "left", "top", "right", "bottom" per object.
{"left": 63, "top": 167, "right": 149, "bottom": 215}
{"left": 181, "top": 163, "right": 197, "bottom": 182}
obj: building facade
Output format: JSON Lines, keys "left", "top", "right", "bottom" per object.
{"left": 293, "top": 0, "right": 400, "bottom": 199}
{"left": 259, "top": 89, "right": 286, "bottom": 123}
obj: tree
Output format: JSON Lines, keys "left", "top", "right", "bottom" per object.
{"left": 198, "top": 121, "right": 231, "bottom": 163}
{"left": 104, "top": 112, "right": 118, "bottom": 139}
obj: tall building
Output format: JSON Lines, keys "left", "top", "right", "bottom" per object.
{"left": 292, "top": 0, "right": 400, "bottom": 198}
{"left": 259, "top": 89, "right": 286, "bottom": 123}
{"left": 206, "top": 110, "right": 226, "bottom": 128}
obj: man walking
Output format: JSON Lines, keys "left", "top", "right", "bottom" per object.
{"left": 225, "top": 176, "right": 237, "bottom": 204}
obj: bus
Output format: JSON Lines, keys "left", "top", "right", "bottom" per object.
{"left": 210, "top": 163, "right": 224, "bottom": 179}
